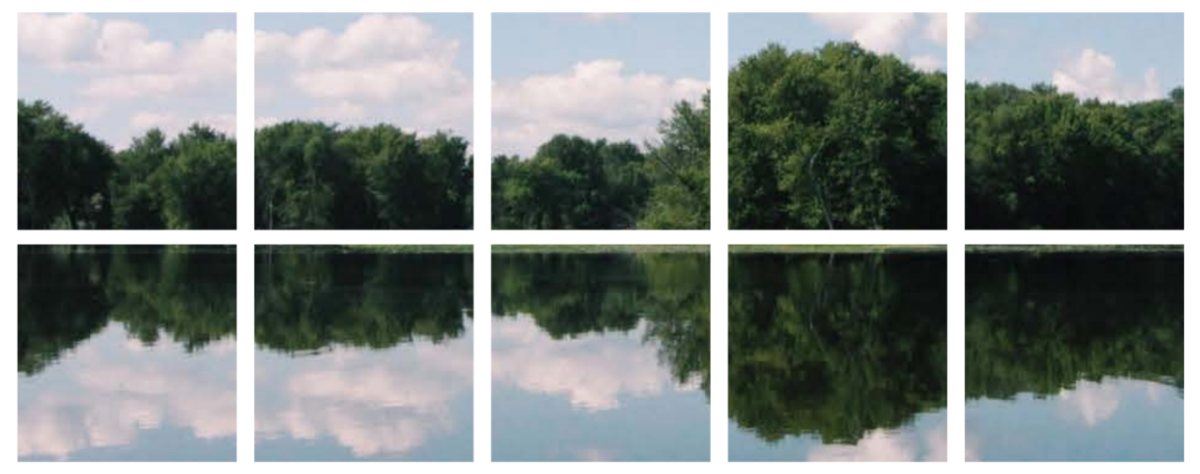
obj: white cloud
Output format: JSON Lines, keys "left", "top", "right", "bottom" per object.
{"left": 18, "top": 13, "right": 101, "bottom": 65}
{"left": 1052, "top": 48, "right": 1162, "bottom": 103}
{"left": 924, "top": 13, "right": 948, "bottom": 45}
{"left": 1057, "top": 379, "right": 1121, "bottom": 427}
{"left": 123, "top": 111, "right": 236, "bottom": 149}
{"left": 256, "top": 14, "right": 470, "bottom": 132}
{"left": 17, "top": 327, "right": 236, "bottom": 460}
{"left": 809, "top": 13, "right": 919, "bottom": 54}
{"left": 965, "top": 13, "right": 982, "bottom": 41}
{"left": 910, "top": 54, "right": 944, "bottom": 72}
{"left": 492, "top": 316, "right": 701, "bottom": 411}
{"left": 492, "top": 60, "right": 708, "bottom": 156}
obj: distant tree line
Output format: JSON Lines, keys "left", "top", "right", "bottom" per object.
{"left": 18, "top": 100, "right": 236, "bottom": 229}
{"left": 255, "top": 121, "right": 473, "bottom": 229}
{"left": 492, "top": 93, "right": 710, "bottom": 230}
{"left": 967, "top": 83, "right": 1184, "bottom": 229}
{"left": 729, "top": 43, "right": 947, "bottom": 229}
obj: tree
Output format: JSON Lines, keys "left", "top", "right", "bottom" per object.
{"left": 966, "top": 83, "right": 1184, "bottom": 229}
{"left": 729, "top": 43, "right": 947, "bottom": 229}
{"left": 18, "top": 100, "right": 115, "bottom": 229}
{"left": 640, "top": 93, "right": 712, "bottom": 229}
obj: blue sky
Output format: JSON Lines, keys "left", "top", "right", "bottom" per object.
{"left": 730, "top": 13, "right": 947, "bottom": 72}
{"left": 255, "top": 13, "right": 474, "bottom": 140}
{"left": 18, "top": 13, "right": 236, "bottom": 150}
{"left": 491, "top": 13, "right": 710, "bottom": 157}
{"left": 967, "top": 13, "right": 1183, "bottom": 103}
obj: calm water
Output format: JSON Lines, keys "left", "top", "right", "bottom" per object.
{"left": 728, "top": 252, "right": 948, "bottom": 462}
{"left": 966, "top": 251, "right": 1184, "bottom": 461}
{"left": 254, "top": 249, "right": 474, "bottom": 462}
{"left": 18, "top": 246, "right": 237, "bottom": 462}
{"left": 491, "top": 252, "right": 711, "bottom": 461}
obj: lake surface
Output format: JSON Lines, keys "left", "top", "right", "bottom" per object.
{"left": 727, "top": 251, "right": 948, "bottom": 462}
{"left": 254, "top": 248, "right": 474, "bottom": 461}
{"left": 491, "top": 251, "right": 711, "bottom": 461}
{"left": 18, "top": 246, "right": 237, "bottom": 462}
{"left": 965, "top": 251, "right": 1184, "bottom": 461}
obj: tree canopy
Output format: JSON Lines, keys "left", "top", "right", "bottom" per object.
{"left": 492, "top": 93, "right": 710, "bottom": 229}
{"left": 18, "top": 100, "right": 236, "bottom": 229}
{"left": 255, "top": 248, "right": 473, "bottom": 353}
{"left": 255, "top": 121, "right": 473, "bottom": 229}
{"left": 729, "top": 42, "right": 947, "bottom": 229}
{"left": 966, "top": 83, "right": 1184, "bottom": 229}
{"left": 729, "top": 252, "right": 947, "bottom": 444}
{"left": 966, "top": 252, "right": 1184, "bottom": 399}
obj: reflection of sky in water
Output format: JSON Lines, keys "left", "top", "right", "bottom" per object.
{"left": 492, "top": 314, "right": 709, "bottom": 461}
{"left": 966, "top": 377, "right": 1183, "bottom": 461}
{"left": 255, "top": 318, "right": 473, "bottom": 461}
{"left": 18, "top": 323, "right": 236, "bottom": 461}
{"left": 729, "top": 410, "right": 947, "bottom": 462}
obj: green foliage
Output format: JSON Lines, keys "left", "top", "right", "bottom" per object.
{"left": 492, "top": 252, "right": 710, "bottom": 394}
{"left": 254, "top": 249, "right": 473, "bottom": 353}
{"left": 966, "top": 83, "right": 1183, "bottom": 229}
{"left": 18, "top": 246, "right": 236, "bottom": 375}
{"left": 255, "top": 121, "right": 473, "bottom": 229}
{"left": 729, "top": 253, "right": 947, "bottom": 444}
{"left": 729, "top": 42, "right": 947, "bottom": 229}
{"left": 492, "top": 94, "right": 710, "bottom": 229}
{"left": 966, "top": 253, "right": 1184, "bottom": 399}
{"left": 18, "top": 100, "right": 236, "bottom": 229}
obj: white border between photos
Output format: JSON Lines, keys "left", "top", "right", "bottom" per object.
{"left": 3, "top": 1, "right": 1194, "bottom": 472}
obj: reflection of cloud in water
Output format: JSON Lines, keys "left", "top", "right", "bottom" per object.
{"left": 807, "top": 420, "right": 946, "bottom": 462}
{"left": 18, "top": 326, "right": 236, "bottom": 460}
{"left": 1057, "top": 380, "right": 1120, "bottom": 427}
{"left": 255, "top": 323, "right": 472, "bottom": 459}
{"left": 492, "top": 316, "right": 696, "bottom": 411}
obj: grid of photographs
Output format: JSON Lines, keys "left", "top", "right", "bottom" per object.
{"left": 11, "top": 8, "right": 1189, "bottom": 467}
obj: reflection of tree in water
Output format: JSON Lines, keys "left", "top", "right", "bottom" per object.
{"left": 492, "top": 252, "right": 711, "bottom": 395}
{"left": 728, "top": 253, "right": 947, "bottom": 445}
{"left": 966, "top": 252, "right": 1184, "bottom": 400}
{"left": 254, "top": 248, "right": 473, "bottom": 354}
{"left": 18, "top": 246, "right": 236, "bottom": 375}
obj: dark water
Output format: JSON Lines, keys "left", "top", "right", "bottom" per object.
{"left": 254, "top": 248, "right": 474, "bottom": 462}
{"left": 728, "top": 251, "right": 948, "bottom": 462}
{"left": 491, "top": 251, "right": 711, "bottom": 461}
{"left": 965, "top": 251, "right": 1184, "bottom": 461}
{"left": 18, "top": 246, "right": 237, "bottom": 462}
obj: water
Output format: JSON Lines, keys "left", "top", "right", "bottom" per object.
{"left": 727, "top": 251, "right": 948, "bottom": 462}
{"left": 18, "top": 246, "right": 237, "bottom": 462}
{"left": 254, "top": 248, "right": 474, "bottom": 461}
{"left": 965, "top": 251, "right": 1184, "bottom": 461}
{"left": 491, "top": 251, "right": 711, "bottom": 461}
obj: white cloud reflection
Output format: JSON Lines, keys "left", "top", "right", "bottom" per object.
{"left": 17, "top": 325, "right": 236, "bottom": 460}
{"left": 254, "top": 323, "right": 473, "bottom": 459}
{"left": 491, "top": 315, "right": 699, "bottom": 411}
{"left": 806, "top": 418, "right": 947, "bottom": 462}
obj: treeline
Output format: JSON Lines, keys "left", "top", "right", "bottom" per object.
{"left": 967, "top": 83, "right": 1184, "bottom": 229}
{"left": 255, "top": 121, "right": 473, "bottom": 229}
{"left": 492, "top": 93, "right": 710, "bottom": 230}
{"left": 729, "top": 42, "right": 947, "bottom": 229}
{"left": 18, "top": 100, "right": 236, "bottom": 229}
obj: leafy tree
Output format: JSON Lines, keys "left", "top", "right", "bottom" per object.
{"left": 492, "top": 94, "right": 710, "bottom": 230}
{"left": 729, "top": 43, "right": 947, "bottom": 229}
{"left": 966, "top": 83, "right": 1183, "bottom": 229}
{"left": 254, "top": 121, "right": 473, "bottom": 229}
{"left": 18, "top": 100, "right": 115, "bottom": 229}
{"left": 728, "top": 252, "right": 947, "bottom": 444}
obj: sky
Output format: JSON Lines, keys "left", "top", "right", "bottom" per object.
{"left": 966, "top": 13, "right": 1183, "bottom": 103}
{"left": 730, "top": 13, "right": 948, "bottom": 72}
{"left": 492, "top": 13, "right": 710, "bottom": 157}
{"left": 255, "top": 13, "right": 474, "bottom": 141}
{"left": 18, "top": 13, "right": 237, "bottom": 150}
